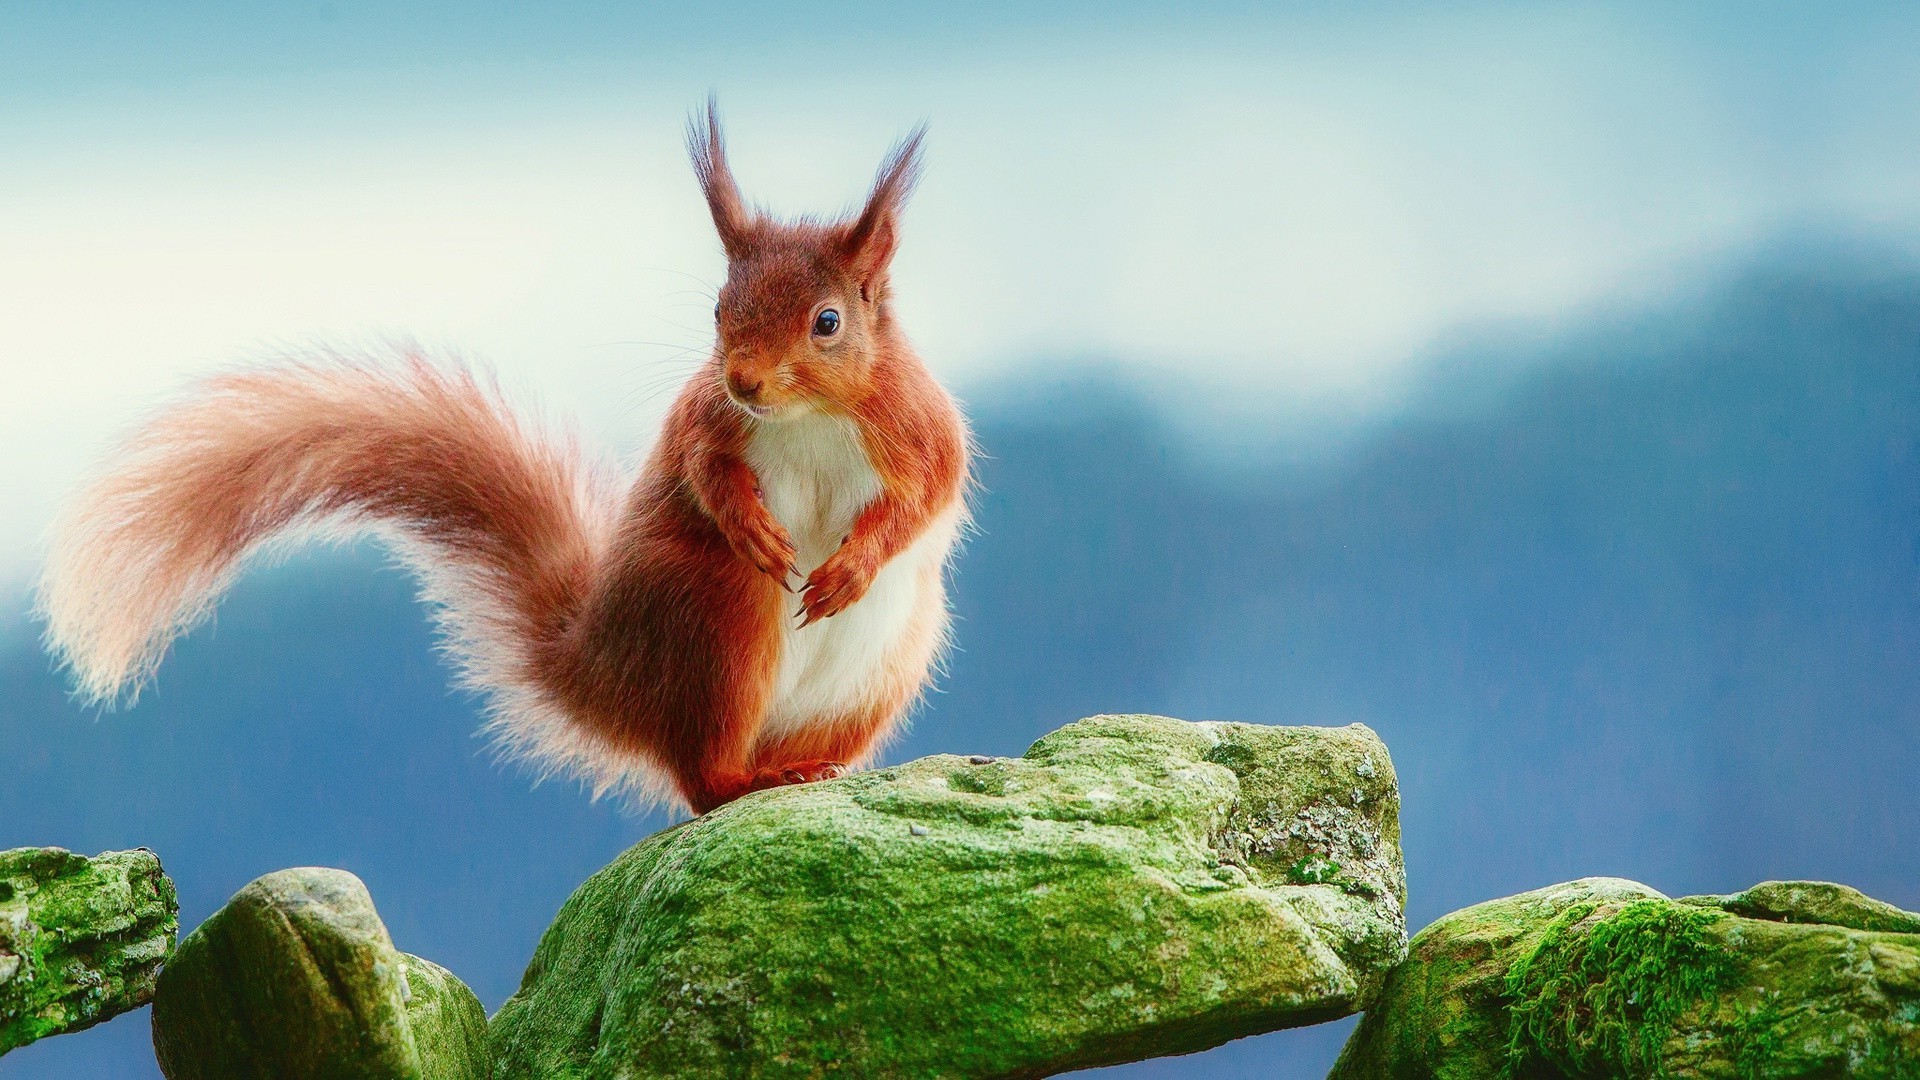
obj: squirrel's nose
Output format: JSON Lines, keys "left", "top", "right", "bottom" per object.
{"left": 727, "top": 373, "right": 764, "bottom": 401}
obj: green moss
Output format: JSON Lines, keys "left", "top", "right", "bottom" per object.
{"left": 152, "top": 868, "right": 490, "bottom": 1079}
{"left": 1335, "top": 878, "right": 1920, "bottom": 1079}
{"left": 1286, "top": 857, "right": 1342, "bottom": 885}
{"left": 1684, "top": 880, "right": 1920, "bottom": 935}
{"left": 489, "top": 715, "right": 1408, "bottom": 1079}
{"left": 1728, "top": 993, "right": 1788, "bottom": 1080}
{"left": 1851, "top": 1034, "right": 1920, "bottom": 1080}
{"left": 404, "top": 954, "right": 492, "bottom": 1080}
{"left": 1505, "top": 899, "right": 1736, "bottom": 1078}
{"left": 0, "top": 847, "right": 177, "bottom": 1055}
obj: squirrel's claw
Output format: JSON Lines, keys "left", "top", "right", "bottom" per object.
{"left": 727, "top": 507, "right": 799, "bottom": 590}
{"left": 796, "top": 595, "right": 834, "bottom": 628}
{"left": 796, "top": 585, "right": 837, "bottom": 628}
{"left": 800, "top": 551, "right": 877, "bottom": 626}
{"left": 745, "top": 760, "right": 849, "bottom": 794}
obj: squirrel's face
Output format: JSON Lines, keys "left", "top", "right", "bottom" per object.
{"left": 713, "top": 236, "right": 883, "bottom": 420}
{"left": 689, "top": 101, "right": 924, "bottom": 423}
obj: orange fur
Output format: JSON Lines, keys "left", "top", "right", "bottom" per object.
{"left": 37, "top": 103, "right": 970, "bottom": 814}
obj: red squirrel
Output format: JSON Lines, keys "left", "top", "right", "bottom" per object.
{"left": 35, "top": 103, "right": 972, "bottom": 814}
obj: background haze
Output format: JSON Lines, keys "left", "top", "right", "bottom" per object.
{"left": 4, "top": 3, "right": 1918, "bottom": 1076}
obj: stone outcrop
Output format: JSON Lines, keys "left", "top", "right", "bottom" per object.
{"left": 151, "top": 867, "right": 488, "bottom": 1080}
{"left": 0, "top": 846, "right": 177, "bottom": 1055}
{"left": 1330, "top": 877, "right": 1920, "bottom": 1079}
{"left": 19, "top": 725, "right": 1920, "bottom": 1080}
{"left": 403, "top": 953, "right": 493, "bottom": 1080}
{"left": 490, "top": 714, "right": 1406, "bottom": 1078}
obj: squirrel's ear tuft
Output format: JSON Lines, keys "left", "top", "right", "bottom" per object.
{"left": 838, "top": 124, "right": 925, "bottom": 292}
{"left": 688, "top": 96, "right": 751, "bottom": 260}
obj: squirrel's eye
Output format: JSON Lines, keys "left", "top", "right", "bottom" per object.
{"left": 714, "top": 303, "right": 721, "bottom": 322}
{"left": 812, "top": 309, "right": 841, "bottom": 337}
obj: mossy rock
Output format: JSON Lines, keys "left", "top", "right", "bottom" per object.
{"left": 151, "top": 867, "right": 489, "bottom": 1080}
{"left": 1330, "top": 877, "right": 1920, "bottom": 1079}
{"left": 1681, "top": 880, "right": 1920, "bottom": 936}
{"left": 490, "top": 714, "right": 1406, "bottom": 1078}
{"left": 403, "top": 953, "right": 493, "bottom": 1080}
{"left": 0, "top": 846, "right": 178, "bottom": 1054}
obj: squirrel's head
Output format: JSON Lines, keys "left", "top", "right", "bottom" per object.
{"left": 690, "top": 100, "right": 923, "bottom": 420}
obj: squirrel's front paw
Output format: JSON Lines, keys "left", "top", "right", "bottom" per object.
{"left": 798, "top": 552, "right": 876, "bottom": 626}
{"left": 726, "top": 508, "right": 798, "bottom": 587}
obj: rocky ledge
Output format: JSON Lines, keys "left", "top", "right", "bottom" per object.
{"left": 130, "top": 714, "right": 1403, "bottom": 1078}
{"left": 490, "top": 713, "right": 1407, "bottom": 1078}
{"left": 22, "top": 714, "right": 1915, "bottom": 1079}
{"left": 151, "top": 866, "right": 489, "bottom": 1080}
{"left": 0, "top": 846, "right": 177, "bottom": 1054}
{"left": 1330, "top": 876, "right": 1920, "bottom": 1079}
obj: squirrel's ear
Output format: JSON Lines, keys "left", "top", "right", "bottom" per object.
{"left": 688, "top": 97, "right": 751, "bottom": 260}
{"left": 838, "top": 124, "right": 925, "bottom": 295}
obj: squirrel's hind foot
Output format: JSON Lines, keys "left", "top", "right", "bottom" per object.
{"left": 690, "top": 760, "right": 850, "bottom": 814}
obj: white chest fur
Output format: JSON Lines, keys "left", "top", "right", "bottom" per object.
{"left": 742, "top": 410, "right": 957, "bottom": 738}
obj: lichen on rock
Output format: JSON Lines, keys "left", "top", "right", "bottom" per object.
{"left": 151, "top": 866, "right": 488, "bottom": 1080}
{"left": 489, "top": 714, "right": 1407, "bottom": 1079}
{"left": 0, "top": 846, "right": 177, "bottom": 1055}
{"left": 1330, "top": 877, "right": 1920, "bottom": 1079}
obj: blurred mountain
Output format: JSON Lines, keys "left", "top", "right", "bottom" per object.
{"left": 4, "top": 250, "right": 1916, "bottom": 1078}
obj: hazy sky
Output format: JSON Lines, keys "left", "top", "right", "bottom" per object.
{"left": 4, "top": 2, "right": 1919, "bottom": 580}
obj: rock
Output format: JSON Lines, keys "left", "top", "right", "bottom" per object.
{"left": 403, "top": 954, "right": 492, "bottom": 1080}
{"left": 151, "top": 867, "right": 488, "bottom": 1080}
{"left": 490, "top": 714, "right": 1406, "bottom": 1079}
{"left": 1330, "top": 876, "right": 1920, "bottom": 1079}
{"left": 1327, "top": 878, "right": 1661, "bottom": 1080}
{"left": 0, "top": 846, "right": 177, "bottom": 1055}
{"left": 1682, "top": 879, "right": 1920, "bottom": 935}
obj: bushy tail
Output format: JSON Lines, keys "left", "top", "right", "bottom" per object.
{"left": 36, "top": 349, "right": 619, "bottom": 745}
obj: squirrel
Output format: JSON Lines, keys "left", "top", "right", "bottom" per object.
{"left": 35, "top": 102, "right": 972, "bottom": 815}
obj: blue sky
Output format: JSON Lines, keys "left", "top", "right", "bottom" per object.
{"left": 4, "top": 1, "right": 1919, "bottom": 577}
